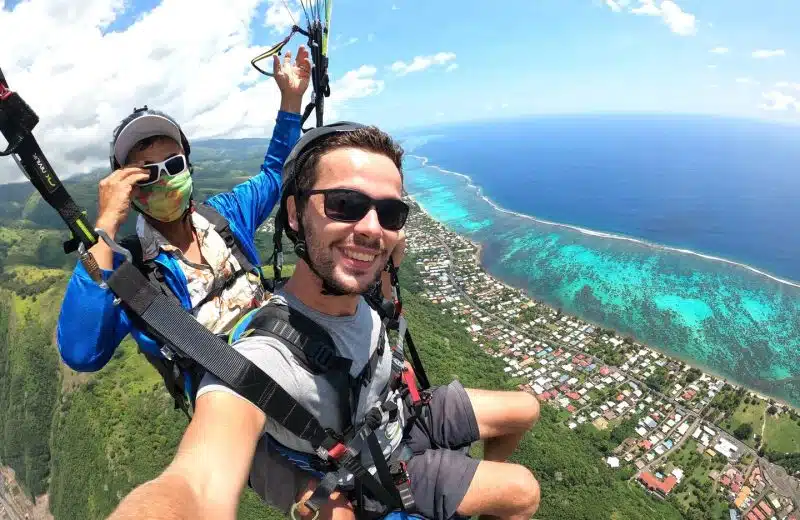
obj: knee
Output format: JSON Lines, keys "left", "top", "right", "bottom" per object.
{"left": 507, "top": 465, "right": 541, "bottom": 517}
{"left": 517, "top": 391, "right": 540, "bottom": 430}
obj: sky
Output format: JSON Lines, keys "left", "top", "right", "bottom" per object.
{"left": 1, "top": 0, "right": 799, "bottom": 183}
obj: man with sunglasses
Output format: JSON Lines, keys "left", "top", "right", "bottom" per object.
{"left": 107, "top": 123, "right": 542, "bottom": 520}
{"left": 57, "top": 48, "right": 311, "bottom": 377}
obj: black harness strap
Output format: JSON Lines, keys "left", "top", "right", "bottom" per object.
{"left": 0, "top": 75, "right": 97, "bottom": 253}
{"left": 106, "top": 261, "right": 333, "bottom": 446}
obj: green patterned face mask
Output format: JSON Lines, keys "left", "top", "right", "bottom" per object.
{"left": 132, "top": 170, "right": 193, "bottom": 222}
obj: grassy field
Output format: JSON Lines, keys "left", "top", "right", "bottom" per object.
{"left": 763, "top": 412, "right": 800, "bottom": 453}
{"left": 720, "top": 400, "right": 767, "bottom": 447}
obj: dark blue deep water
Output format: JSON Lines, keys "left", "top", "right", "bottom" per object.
{"left": 407, "top": 115, "right": 800, "bottom": 282}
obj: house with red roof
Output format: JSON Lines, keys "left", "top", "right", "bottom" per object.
{"left": 757, "top": 501, "right": 774, "bottom": 517}
{"left": 638, "top": 472, "right": 678, "bottom": 496}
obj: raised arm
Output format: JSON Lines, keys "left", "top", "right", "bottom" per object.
{"left": 206, "top": 46, "right": 309, "bottom": 239}
{"left": 108, "top": 390, "right": 265, "bottom": 520}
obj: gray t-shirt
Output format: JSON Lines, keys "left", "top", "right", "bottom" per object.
{"left": 197, "top": 291, "right": 405, "bottom": 493}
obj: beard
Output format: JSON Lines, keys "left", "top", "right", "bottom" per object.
{"left": 303, "top": 216, "right": 384, "bottom": 295}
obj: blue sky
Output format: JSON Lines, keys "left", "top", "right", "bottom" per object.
{"left": 1, "top": 0, "right": 799, "bottom": 182}
{"left": 253, "top": 0, "right": 800, "bottom": 129}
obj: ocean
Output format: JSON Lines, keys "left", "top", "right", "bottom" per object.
{"left": 400, "top": 115, "right": 800, "bottom": 407}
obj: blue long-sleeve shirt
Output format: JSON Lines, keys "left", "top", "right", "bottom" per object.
{"left": 57, "top": 111, "right": 301, "bottom": 372}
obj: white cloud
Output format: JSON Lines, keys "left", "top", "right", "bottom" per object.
{"left": 752, "top": 49, "right": 786, "bottom": 59}
{"left": 630, "top": 0, "right": 661, "bottom": 17}
{"left": 776, "top": 81, "right": 790, "bottom": 88}
{"left": 629, "top": 0, "right": 696, "bottom": 35}
{"left": 390, "top": 52, "right": 457, "bottom": 76}
{"left": 264, "top": 0, "right": 299, "bottom": 34}
{"left": 707, "top": 64, "right": 717, "bottom": 69}
{"left": 660, "top": 1, "right": 696, "bottom": 36}
{"left": 329, "top": 65, "right": 384, "bottom": 104}
{"left": 391, "top": 4, "right": 399, "bottom": 10}
{"left": 0, "top": 0, "right": 382, "bottom": 183}
{"left": 736, "top": 77, "right": 759, "bottom": 85}
{"left": 605, "top": 0, "right": 622, "bottom": 12}
{"left": 445, "top": 63, "right": 459, "bottom": 72}
{"left": 760, "top": 91, "right": 800, "bottom": 112}
{"left": 710, "top": 47, "right": 729, "bottom": 54}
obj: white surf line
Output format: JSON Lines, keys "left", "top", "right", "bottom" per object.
{"left": 407, "top": 154, "right": 800, "bottom": 290}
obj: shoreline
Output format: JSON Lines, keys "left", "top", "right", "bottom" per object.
{"left": 405, "top": 193, "right": 798, "bottom": 410}
{"left": 407, "top": 154, "right": 800, "bottom": 290}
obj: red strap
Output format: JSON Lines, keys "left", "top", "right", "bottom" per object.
{"left": 327, "top": 442, "right": 347, "bottom": 460}
{"left": 0, "top": 84, "right": 12, "bottom": 101}
{"left": 402, "top": 366, "right": 422, "bottom": 405}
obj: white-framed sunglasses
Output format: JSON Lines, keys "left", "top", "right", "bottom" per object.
{"left": 137, "top": 154, "right": 189, "bottom": 186}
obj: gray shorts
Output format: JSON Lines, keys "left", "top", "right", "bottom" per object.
{"left": 404, "top": 380, "right": 481, "bottom": 520}
{"left": 248, "top": 380, "right": 480, "bottom": 520}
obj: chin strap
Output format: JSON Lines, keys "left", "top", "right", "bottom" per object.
{"left": 293, "top": 237, "right": 348, "bottom": 296}
{"left": 272, "top": 211, "right": 347, "bottom": 296}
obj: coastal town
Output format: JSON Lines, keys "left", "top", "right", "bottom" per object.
{"left": 403, "top": 201, "right": 800, "bottom": 520}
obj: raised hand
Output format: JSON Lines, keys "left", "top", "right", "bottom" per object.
{"left": 273, "top": 45, "right": 312, "bottom": 113}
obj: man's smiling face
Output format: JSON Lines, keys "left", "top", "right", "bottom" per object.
{"left": 291, "top": 146, "right": 404, "bottom": 295}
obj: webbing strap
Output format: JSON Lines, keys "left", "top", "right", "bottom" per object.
{"left": 106, "top": 261, "right": 330, "bottom": 447}
{"left": 366, "top": 432, "right": 402, "bottom": 506}
{"left": 0, "top": 78, "right": 97, "bottom": 252}
{"left": 404, "top": 330, "right": 430, "bottom": 390}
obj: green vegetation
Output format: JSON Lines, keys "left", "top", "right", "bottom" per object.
{"left": 733, "top": 422, "right": 753, "bottom": 441}
{"left": 762, "top": 412, "right": 800, "bottom": 454}
{"left": 666, "top": 440, "right": 729, "bottom": 520}
{"left": 644, "top": 366, "right": 670, "bottom": 393}
{"left": 719, "top": 399, "right": 766, "bottom": 448}
{"left": 0, "top": 288, "right": 62, "bottom": 498}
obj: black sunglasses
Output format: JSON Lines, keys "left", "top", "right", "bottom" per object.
{"left": 137, "top": 155, "right": 188, "bottom": 186}
{"left": 299, "top": 188, "right": 409, "bottom": 231}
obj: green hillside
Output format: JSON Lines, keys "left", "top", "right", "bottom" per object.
{"left": 0, "top": 145, "right": 685, "bottom": 519}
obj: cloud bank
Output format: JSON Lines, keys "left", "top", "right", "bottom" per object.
{"left": 0, "top": 0, "right": 381, "bottom": 184}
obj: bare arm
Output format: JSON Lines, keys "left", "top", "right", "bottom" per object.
{"left": 108, "top": 391, "right": 266, "bottom": 520}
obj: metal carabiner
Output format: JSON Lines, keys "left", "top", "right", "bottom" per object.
{"left": 290, "top": 501, "right": 320, "bottom": 520}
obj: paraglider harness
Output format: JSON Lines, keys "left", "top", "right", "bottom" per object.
{"left": 0, "top": 69, "right": 433, "bottom": 519}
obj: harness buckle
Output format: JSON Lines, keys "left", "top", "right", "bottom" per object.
{"left": 160, "top": 345, "right": 176, "bottom": 361}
